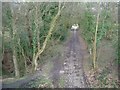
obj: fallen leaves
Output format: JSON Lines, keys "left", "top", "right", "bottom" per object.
{"left": 86, "top": 68, "right": 119, "bottom": 88}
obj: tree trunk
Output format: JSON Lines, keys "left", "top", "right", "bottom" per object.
{"left": 93, "top": 3, "right": 100, "bottom": 69}
{"left": 10, "top": 5, "right": 20, "bottom": 78}
{"left": 13, "top": 49, "right": 19, "bottom": 78}
{"left": 12, "top": 22, "right": 20, "bottom": 78}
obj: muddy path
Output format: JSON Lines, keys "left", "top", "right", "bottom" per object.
{"left": 62, "top": 30, "right": 89, "bottom": 88}
{"left": 50, "top": 30, "right": 89, "bottom": 88}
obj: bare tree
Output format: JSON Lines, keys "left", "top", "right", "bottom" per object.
{"left": 32, "top": 2, "right": 65, "bottom": 71}
{"left": 10, "top": 3, "right": 20, "bottom": 78}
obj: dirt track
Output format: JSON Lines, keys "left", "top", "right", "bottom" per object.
{"left": 62, "top": 30, "right": 89, "bottom": 88}
{"left": 50, "top": 29, "right": 89, "bottom": 88}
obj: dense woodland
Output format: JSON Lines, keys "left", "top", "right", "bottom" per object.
{"left": 1, "top": 2, "right": 119, "bottom": 88}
